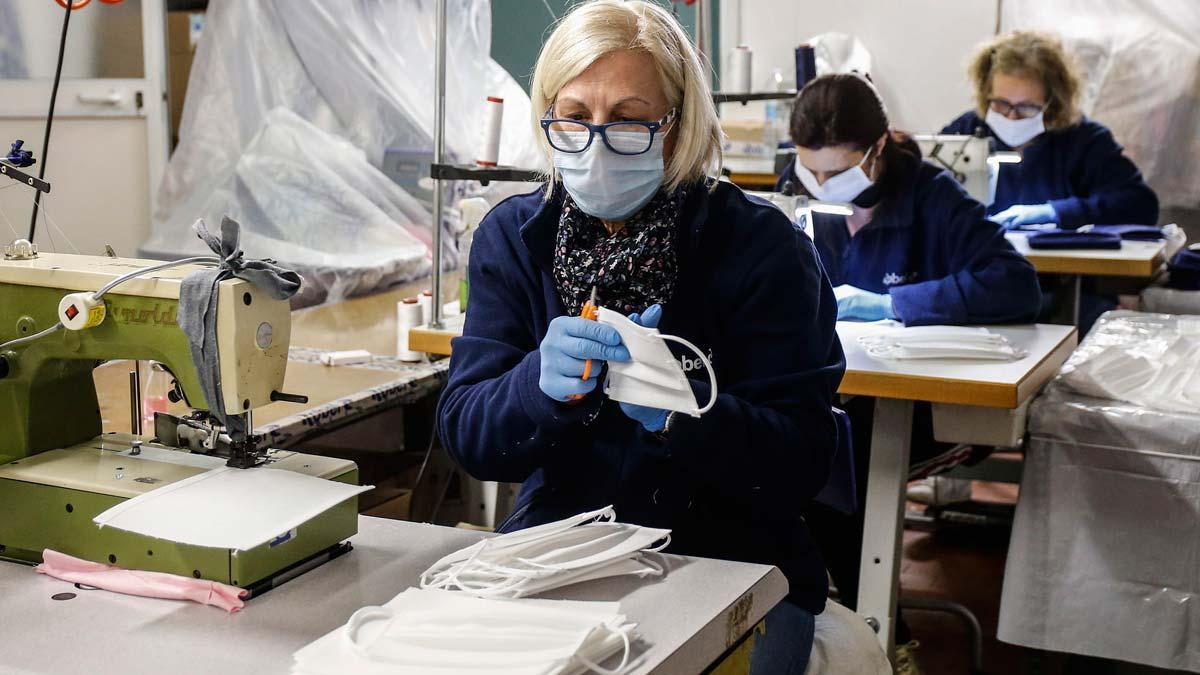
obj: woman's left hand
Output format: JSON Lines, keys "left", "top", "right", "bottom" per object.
{"left": 989, "top": 203, "right": 1057, "bottom": 229}
{"left": 618, "top": 304, "right": 670, "bottom": 433}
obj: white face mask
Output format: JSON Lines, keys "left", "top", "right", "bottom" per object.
{"left": 857, "top": 325, "right": 1027, "bottom": 361}
{"left": 596, "top": 307, "right": 718, "bottom": 418}
{"left": 331, "top": 589, "right": 636, "bottom": 674}
{"left": 553, "top": 131, "right": 665, "bottom": 221}
{"left": 793, "top": 145, "right": 877, "bottom": 203}
{"left": 985, "top": 108, "right": 1045, "bottom": 148}
{"left": 420, "top": 506, "right": 671, "bottom": 599}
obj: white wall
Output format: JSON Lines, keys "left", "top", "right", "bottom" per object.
{"left": 0, "top": 117, "right": 150, "bottom": 257}
{"left": 720, "top": 0, "right": 1000, "bottom": 133}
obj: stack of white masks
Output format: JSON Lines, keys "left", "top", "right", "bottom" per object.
{"left": 420, "top": 506, "right": 670, "bottom": 599}
{"left": 596, "top": 308, "right": 718, "bottom": 418}
{"left": 291, "top": 588, "right": 637, "bottom": 675}
{"left": 1061, "top": 334, "right": 1200, "bottom": 414}
{"left": 858, "top": 326, "right": 1027, "bottom": 362}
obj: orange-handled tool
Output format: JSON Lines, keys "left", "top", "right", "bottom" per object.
{"left": 568, "top": 286, "right": 600, "bottom": 401}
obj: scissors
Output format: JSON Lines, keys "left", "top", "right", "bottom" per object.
{"left": 568, "top": 286, "right": 600, "bottom": 401}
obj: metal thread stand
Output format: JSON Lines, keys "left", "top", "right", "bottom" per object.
{"left": 430, "top": 0, "right": 448, "bottom": 330}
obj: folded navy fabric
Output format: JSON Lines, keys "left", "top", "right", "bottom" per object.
{"left": 1027, "top": 231, "right": 1123, "bottom": 250}
{"left": 1089, "top": 224, "right": 1164, "bottom": 241}
{"left": 1015, "top": 223, "right": 1163, "bottom": 240}
{"left": 1168, "top": 248, "right": 1200, "bottom": 291}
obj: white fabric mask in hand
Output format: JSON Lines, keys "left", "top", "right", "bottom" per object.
{"left": 596, "top": 307, "right": 717, "bottom": 417}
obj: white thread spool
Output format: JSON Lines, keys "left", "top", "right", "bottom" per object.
{"left": 418, "top": 290, "right": 433, "bottom": 326}
{"left": 397, "top": 297, "right": 423, "bottom": 362}
{"left": 727, "top": 45, "right": 752, "bottom": 94}
{"left": 477, "top": 96, "right": 504, "bottom": 167}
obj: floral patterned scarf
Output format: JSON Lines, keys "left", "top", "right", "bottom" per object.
{"left": 552, "top": 188, "right": 682, "bottom": 316}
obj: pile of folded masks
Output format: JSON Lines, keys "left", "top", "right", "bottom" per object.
{"left": 291, "top": 588, "right": 637, "bottom": 675}
{"left": 858, "top": 326, "right": 1027, "bottom": 362}
{"left": 1060, "top": 333, "right": 1200, "bottom": 414}
{"left": 420, "top": 506, "right": 671, "bottom": 599}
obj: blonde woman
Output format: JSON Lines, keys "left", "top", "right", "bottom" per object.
{"left": 437, "top": 1, "right": 844, "bottom": 670}
{"left": 944, "top": 31, "right": 1158, "bottom": 229}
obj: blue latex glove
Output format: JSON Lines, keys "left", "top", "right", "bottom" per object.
{"left": 538, "top": 315, "right": 630, "bottom": 402}
{"left": 835, "top": 286, "right": 896, "bottom": 322}
{"left": 617, "top": 304, "right": 670, "bottom": 433}
{"left": 989, "top": 203, "right": 1058, "bottom": 230}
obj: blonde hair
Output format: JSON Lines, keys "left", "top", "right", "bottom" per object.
{"left": 968, "top": 31, "right": 1081, "bottom": 130}
{"left": 530, "top": 0, "right": 722, "bottom": 194}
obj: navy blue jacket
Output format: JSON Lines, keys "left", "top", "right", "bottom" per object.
{"left": 942, "top": 111, "right": 1159, "bottom": 228}
{"left": 779, "top": 153, "right": 1041, "bottom": 325}
{"left": 437, "top": 181, "right": 846, "bottom": 613}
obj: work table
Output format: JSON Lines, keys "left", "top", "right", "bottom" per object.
{"left": 0, "top": 516, "right": 786, "bottom": 675}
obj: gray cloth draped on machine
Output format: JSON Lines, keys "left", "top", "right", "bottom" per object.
{"left": 144, "top": 0, "right": 542, "bottom": 307}
{"left": 179, "top": 217, "right": 301, "bottom": 438}
{"left": 999, "top": 310, "right": 1200, "bottom": 672}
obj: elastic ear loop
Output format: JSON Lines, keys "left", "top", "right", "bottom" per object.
{"left": 343, "top": 606, "right": 397, "bottom": 657}
{"left": 574, "top": 622, "right": 634, "bottom": 675}
{"left": 659, "top": 334, "right": 718, "bottom": 414}
{"left": 424, "top": 507, "right": 624, "bottom": 595}
{"left": 637, "top": 554, "right": 665, "bottom": 578}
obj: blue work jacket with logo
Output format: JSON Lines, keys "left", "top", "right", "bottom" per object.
{"left": 942, "top": 112, "right": 1159, "bottom": 228}
{"left": 778, "top": 152, "right": 1042, "bottom": 326}
{"left": 436, "top": 181, "right": 846, "bottom": 613}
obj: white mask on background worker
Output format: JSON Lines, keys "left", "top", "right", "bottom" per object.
{"left": 984, "top": 72, "right": 1048, "bottom": 148}
{"left": 986, "top": 108, "right": 1045, "bottom": 148}
{"left": 793, "top": 133, "right": 887, "bottom": 205}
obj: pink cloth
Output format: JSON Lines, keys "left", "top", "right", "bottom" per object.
{"left": 35, "top": 549, "right": 248, "bottom": 613}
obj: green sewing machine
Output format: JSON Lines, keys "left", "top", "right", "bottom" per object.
{"left": 0, "top": 240, "right": 360, "bottom": 593}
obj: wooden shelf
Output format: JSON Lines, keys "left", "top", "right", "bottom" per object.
{"left": 713, "top": 91, "right": 798, "bottom": 104}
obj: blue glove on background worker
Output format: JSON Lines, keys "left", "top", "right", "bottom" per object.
{"left": 538, "top": 316, "right": 630, "bottom": 401}
{"left": 619, "top": 304, "right": 670, "bottom": 434}
{"left": 989, "top": 203, "right": 1058, "bottom": 230}
{"left": 835, "top": 286, "right": 897, "bottom": 322}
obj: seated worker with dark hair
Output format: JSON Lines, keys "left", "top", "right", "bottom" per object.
{"left": 777, "top": 73, "right": 1043, "bottom": 673}
{"left": 778, "top": 73, "right": 1042, "bottom": 326}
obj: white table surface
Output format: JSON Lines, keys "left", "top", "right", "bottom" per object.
{"left": 837, "top": 321, "right": 1078, "bottom": 407}
{"left": 0, "top": 516, "right": 787, "bottom": 675}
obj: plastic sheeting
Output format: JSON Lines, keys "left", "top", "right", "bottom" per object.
{"left": 1000, "top": 310, "right": 1200, "bottom": 671}
{"left": 144, "top": 0, "right": 543, "bottom": 306}
{"left": 1002, "top": 1, "right": 1200, "bottom": 209}
{"left": 809, "top": 33, "right": 873, "bottom": 77}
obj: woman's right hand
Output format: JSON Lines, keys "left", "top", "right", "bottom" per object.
{"left": 539, "top": 316, "right": 630, "bottom": 401}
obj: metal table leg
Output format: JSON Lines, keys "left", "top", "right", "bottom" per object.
{"left": 856, "top": 397, "right": 915, "bottom": 653}
{"left": 1072, "top": 274, "right": 1082, "bottom": 327}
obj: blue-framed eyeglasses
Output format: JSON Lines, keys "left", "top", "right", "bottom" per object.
{"left": 540, "top": 107, "right": 677, "bottom": 156}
